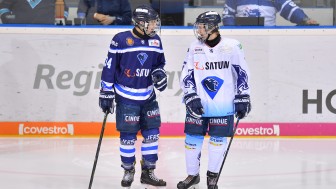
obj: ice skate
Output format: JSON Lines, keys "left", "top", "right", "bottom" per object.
{"left": 140, "top": 169, "right": 166, "bottom": 188}
{"left": 121, "top": 168, "right": 135, "bottom": 188}
{"left": 207, "top": 171, "right": 218, "bottom": 189}
{"left": 177, "top": 174, "right": 200, "bottom": 189}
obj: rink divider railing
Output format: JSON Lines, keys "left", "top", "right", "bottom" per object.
{"left": 1, "top": 122, "right": 336, "bottom": 138}
{"left": 1, "top": 25, "right": 336, "bottom": 36}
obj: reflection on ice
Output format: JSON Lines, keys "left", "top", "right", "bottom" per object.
{"left": 0, "top": 138, "right": 335, "bottom": 189}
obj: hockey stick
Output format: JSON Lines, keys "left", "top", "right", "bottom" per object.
{"left": 214, "top": 118, "right": 240, "bottom": 186}
{"left": 88, "top": 111, "right": 109, "bottom": 189}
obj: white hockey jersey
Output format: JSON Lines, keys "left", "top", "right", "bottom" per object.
{"left": 180, "top": 38, "right": 250, "bottom": 117}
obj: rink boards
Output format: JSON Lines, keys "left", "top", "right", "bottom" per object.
{"left": 1, "top": 26, "right": 336, "bottom": 137}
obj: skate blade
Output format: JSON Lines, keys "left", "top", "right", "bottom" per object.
{"left": 140, "top": 183, "right": 166, "bottom": 189}
{"left": 122, "top": 187, "right": 131, "bottom": 189}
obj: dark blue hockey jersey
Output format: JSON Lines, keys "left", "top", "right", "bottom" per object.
{"left": 101, "top": 30, "right": 166, "bottom": 105}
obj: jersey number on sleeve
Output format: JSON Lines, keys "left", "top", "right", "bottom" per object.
{"left": 105, "top": 58, "right": 112, "bottom": 69}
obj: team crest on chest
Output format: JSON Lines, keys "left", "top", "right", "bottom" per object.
{"left": 27, "top": 0, "right": 41, "bottom": 9}
{"left": 201, "top": 76, "right": 224, "bottom": 99}
{"left": 137, "top": 53, "right": 148, "bottom": 66}
{"left": 126, "top": 37, "right": 134, "bottom": 46}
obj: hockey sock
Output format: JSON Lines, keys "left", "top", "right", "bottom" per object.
{"left": 141, "top": 128, "right": 159, "bottom": 169}
{"left": 120, "top": 132, "right": 137, "bottom": 170}
{"left": 185, "top": 134, "right": 204, "bottom": 175}
{"left": 208, "top": 136, "right": 228, "bottom": 173}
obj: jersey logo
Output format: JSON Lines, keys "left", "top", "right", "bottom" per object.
{"left": 124, "top": 69, "right": 135, "bottom": 78}
{"left": 137, "top": 53, "right": 148, "bottom": 66}
{"left": 237, "top": 43, "right": 243, "bottom": 50}
{"left": 182, "top": 69, "right": 196, "bottom": 89}
{"left": 148, "top": 39, "right": 160, "bottom": 47}
{"left": 203, "top": 78, "right": 219, "bottom": 92}
{"left": 232, "top": 65, "right": 249, "bottom": 93}
{"left": 194, "top": 47, "right": 204, "bottom": 54}
{"left": 194, "top": 62, "right": 204, "bottom": 70}
{"left": 126, "top": 37, "right": 134, "bottom": 46}
{"left": 202, "top": 76, "right": 224, "bottom": 99}
{"left": 27, "top": 0, "right": 42, "bottom": 9}
{"left": 110, "top": 39, "right": 118, "bottom": 47}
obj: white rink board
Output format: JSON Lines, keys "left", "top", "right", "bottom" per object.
{"left": 0, "top": 27, "right": 336, "bottom": 123}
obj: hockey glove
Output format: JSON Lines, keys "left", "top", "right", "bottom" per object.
{"left": 99, "top": 90, "right": 115, "bottom": 114}
{"left": 184, "top": 93, "right": 204, "bottom": 119}
{"left": 151, "top": 68, "right": 167, "bottom": 92}
{"left": 1, "top": 13, "right": 16, "bottom": 24}
{"left": 233, "top": 94, "right": 251, "bottom": 119}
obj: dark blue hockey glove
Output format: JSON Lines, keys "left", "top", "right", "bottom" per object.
{"left": 151, "top": 68, "right": 167, "bottom": 92}
{"left": 99, "top": 90, "right": 115, "bottom": 114}
{"left": 1, "top": 13, "right": 16, "bottom": 24}
{"left": 184, "top": 93, "right": 204, "bottom": 119}
{"left": 233, "top": 94, "right": 251, "bottom": 119}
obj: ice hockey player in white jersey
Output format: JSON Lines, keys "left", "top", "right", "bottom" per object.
{"left": 99, "top": 4, "right": 167, "bottom": 189}
{"left": 177, "top": 11, "right": 251, "bottom": 189}
{"left": 222, "top": 0, "right": 318, "bottom": 26}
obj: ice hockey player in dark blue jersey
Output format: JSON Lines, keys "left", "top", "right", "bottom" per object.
{"left": 223, "top": 0, "right": 318, "bottom": 26}
{"left": 99, "top": 4, "right": 167, "bottom": 189}
{"left": 178, "top": 11, "right": 251, "bottom": 189}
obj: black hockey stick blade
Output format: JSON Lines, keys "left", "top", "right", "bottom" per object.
{"left": 88, "top": 111, "right": 108, "bottom": 189}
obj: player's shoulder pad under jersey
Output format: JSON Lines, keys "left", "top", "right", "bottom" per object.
{"left": 149, "top": 34, "right": 163, "bottom": 49}
{"left": 110, "top": 34, "right": 121, "bottom": 49}
{"left": 221, "top": 37, "right": 244, "bottom": 53}
{"left": 110, "top": 31, "right": 132, "bottom": 49}
{"left": 188, "top": 40, "right": 204, "bottom": 52}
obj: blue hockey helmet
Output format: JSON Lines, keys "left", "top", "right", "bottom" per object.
{"left": 133, "top": 5, "right": 161, "bottom": 37}
{"left": 194, "top": 11, "right": 221, "bottom": 42}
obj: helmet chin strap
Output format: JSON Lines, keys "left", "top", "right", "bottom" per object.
{"left": 143, "top": 28, "right": 151, "bottom": 38}
{"left": 133, "top": 26, "right": 150, "bottom": 39}
{"left": 206, "top": 33, "right": 211, "bottom": 41}
{"left": 203, "top": 29, "right": 214, "bottom": 42}
{"left": 204, "top": 26, "right": 218, "bottom": 41}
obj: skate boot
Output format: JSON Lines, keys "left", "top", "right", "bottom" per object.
{"left": 140, "top": 169, "right": 166, "bottom": 188}
{"left": 177, "top": 174, "right": 200, "bottom": 189}
{"left": 121, "top": 168, "right": 135, "bottom": 188}
{"left": 207, "top": 171, "right": 218, "bottom": 189}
